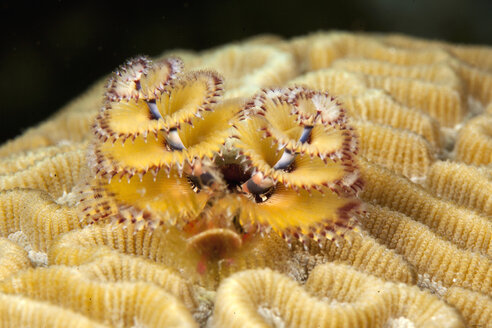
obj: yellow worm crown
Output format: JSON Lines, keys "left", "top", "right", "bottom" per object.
{"left": 81, "top": 56, "right": 363, "bottom": 247}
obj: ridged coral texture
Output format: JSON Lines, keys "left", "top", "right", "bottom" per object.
{"left": 0, "top": 31, "right": 491, "bottom": 327}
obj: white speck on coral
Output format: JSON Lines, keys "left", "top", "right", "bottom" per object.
{"left": 257, "top": 305, "right": 285, "bottom": 328}
{"left": 8, "top": 231, "right": 48, "bottom": 267}
{"left": 409, "top": 175, "right": 426, "bottom": 185}
{"left": 194, "top": 286, "right": 215, "bottom": 327}
{"left": 383, "top": 317, "right": 415, "bottom": 328}
{"left": 467, "top": 96, "right": 484, "bottom": 117}
{"left": 417, "top": 273, "right": 447, "bottom": 297}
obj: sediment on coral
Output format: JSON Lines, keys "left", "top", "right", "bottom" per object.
{"left": 1, "top": 31, "right": 491, "bottom": 327}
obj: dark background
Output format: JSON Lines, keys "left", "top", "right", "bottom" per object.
{"left": 1, "top": 0, "right": 491, "bottom": 144}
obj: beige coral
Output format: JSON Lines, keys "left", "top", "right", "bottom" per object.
{"left": 427, "top": 161, "right": 492, "bottom": 216}
{"left": 294, "top": 230, "right": 417, "bottom": 284}
{"left": 443, "top": 287, "right": 492, "bottom": 328}
{"left": 67, "top": 252, "right": 198, "bottom": 310}
{"left": 0, "top": 145, "right": 87, "bottom": 199}
{"left": 212, "top": 263, "right": 463, "bottom": 328}
{"left": 0, "top": 238, "right": 32, "bottom": 280}
{"left": 0, "top": 189, "right": 81, "bottom": 252}
{"left": 455, "top": 114, "right": 492, "bottom": 165}
{"left": 359, "top": 159, "right": 492, "bottom": 258}
{"left": 361, "top": 204, "right": 491, "bottom": 296}
{"left": 187, "top": 44, "right": 298, "bottom": 98}
{"left": 1, "top": 31, "right": 491, "bottom": 327}
{"left": 0, "top": 294, "right": 108, "bottom": 328}
{"left": 353, "top": 120, "right": 435, "bottom": 180}
{"left": 379, "top": 33, "right": 492, "bottom": 106}
{"left": 0, "top": 267, "right": 197, "bottom": 327}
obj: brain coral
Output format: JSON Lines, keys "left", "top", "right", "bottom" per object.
{"left": 1, "top": 31, "right": 491, "bottom": 328}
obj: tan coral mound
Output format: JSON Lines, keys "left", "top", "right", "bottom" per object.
{"left": 0, "top": 238, "right": 32, "bottom": 280}
{"left": 455, "top": 113, "right": 492, "bottom": 165}
{"left": 212, "top": 263, "right": 463, "bottom": 328}
{"left": 427, "top": 161, "right": 492, "bottom": 216}
{"left": 1, "top": 31, "right": 491, "bottom": 327}
{"left": 0, "top": 267, "right": 197, "bottom": 327}
{"left": 0, "top": 294, "right": 108, "bottom": 328}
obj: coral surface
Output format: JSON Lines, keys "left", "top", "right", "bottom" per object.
{"left": 1, "top": 31, "right": 491, "bottom": 327}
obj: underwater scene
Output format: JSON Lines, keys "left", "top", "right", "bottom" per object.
{"left": 3, "top": 1, "right": 492, "bottom": 325}
{"left": 0, "top": 29, "right": 491, "bottom": 327}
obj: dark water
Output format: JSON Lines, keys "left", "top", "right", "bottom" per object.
{"left": 1, "top": 0, "right": 491, "bottom": 144}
